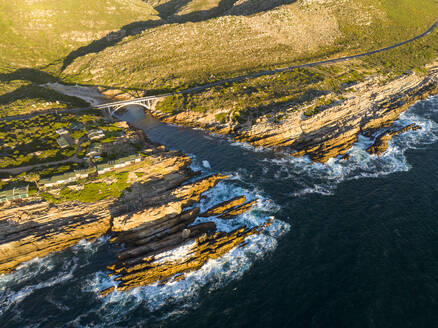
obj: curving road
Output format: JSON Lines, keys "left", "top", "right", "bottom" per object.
{"left": 2, "top": 20, "right": 437, "bottom": 119}
{"left": 182, "top": 20, "right": 438, "bottom": 94}
{"left": 94, "top": 19, "right": 438, "bottom": 110}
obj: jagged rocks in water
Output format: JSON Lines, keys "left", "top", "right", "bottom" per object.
{"left": 117, "top": 221, "right": 217, "bottom": 261}
{"left": 219, "top": 200, "right": 258, "bottom": 219}
{"left": 199, "top": 195, "right": 247, "bottom": 217}
{"left": 367, "top": 123, "right": 422, "bottom": 155}
{"left": 150, "top": 67, "right": 438, "bottom": 163}
{"left": 103, "top": 191, "right": 262, "bottom": 296}
{"left": 111, "top": 174, "right": 228, "bottom": 233}
{"left": 101, "top": 220, "right": 273, "bottom": 297}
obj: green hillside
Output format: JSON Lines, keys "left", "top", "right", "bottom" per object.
{"left": 0, "top": 0, "right": 158, "bottom": 70}
{"left": 0, "top": 0, "right": 437, "bottom": 119}
{"left": 0, "top": 0, "right": 158, "bottom": 117}
{"left": 63, "top": 0, "right": 438, "bottom": 92}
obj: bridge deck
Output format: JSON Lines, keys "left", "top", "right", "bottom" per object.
{"left": 96, "top": 94, "right": 171, "bottom": 109}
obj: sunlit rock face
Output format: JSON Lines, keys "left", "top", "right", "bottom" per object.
{"left": 0, "top": 124, "right": 266, "bottom": 295}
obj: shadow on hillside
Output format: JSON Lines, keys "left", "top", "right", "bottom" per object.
{"left": 0, "top": 68, "right": 61, "bottom": 84}
{"left": 154, "top": 0, "right": 192, "bottom": 19}
{"left": 0, "top": 67, "right": 155, "bottom": 103}
{"left": 61, "top": 0, "right": 297, "bottom": 71}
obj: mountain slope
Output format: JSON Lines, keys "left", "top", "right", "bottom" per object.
{"left": 0, "top": 0, "right": 158, "bottom": 69}
{"left": 63, "top": 0, "right": 438, "bottom": 91}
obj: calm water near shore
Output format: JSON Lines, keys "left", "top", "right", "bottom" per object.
{"left": 1, "top": 96, "right": 437, "bottom": 328}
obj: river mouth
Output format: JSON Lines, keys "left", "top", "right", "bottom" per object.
{"left": 1, "top": 97, "right": 438, "bottom": 327}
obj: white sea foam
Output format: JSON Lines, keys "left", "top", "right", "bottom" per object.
{"left": 0, "top": 257, "right": 78, "bottom": 315}
{"left": 82, "top": 179, "right": 289, "bottom": 322}
{"left": 259, "top": 100, "right": 438, "bottom": 197}
{"left": 229, "top": 140, "right": 268, "bottom": 153}
{"left": 202, "top": 160, "right": 211, "bottom": 169}
{"left": 0, "top": 236, "right": 110, "bottom": 318}
{"left": 154, "top": 240, "right": 197, "bottom": 264}
{"left": 87, "top": 228, "right": 286, "bottom": 318}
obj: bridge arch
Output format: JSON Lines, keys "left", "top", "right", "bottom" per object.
{"left": 110, "top": 102, "right": 151, "bottom": 116}
{"left": 97, "top": 97, "right": 159, "bottom": 117}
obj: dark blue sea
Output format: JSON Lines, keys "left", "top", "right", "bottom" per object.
{"left": 1, "top": 95, "right": 437, "bottom": 328}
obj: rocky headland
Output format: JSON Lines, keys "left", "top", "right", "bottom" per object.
{"left": 149, "top": 64, "right": 438, "bottom": 162}
{"left": 0, "top": 126, "right": 262, "bottom": 294}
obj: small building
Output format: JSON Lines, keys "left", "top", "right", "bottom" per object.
{"left": 0, "top": 186, "right": 29, "bottom": 203}
{"left": 56, "top": 128, "right": 69, "bottom": 135}
{"left": 74, "top": 167, "right": 96, "bottom": 179}
{"left": 86, "top": 143, "right": 103, "bottom": 157}
{"left": 57, "top": 135, "right": 74, "bottom": 148}
{"left": 40, "top": 172, "right": 77, "bottom": 189}
{"left": 88, "top": 129, "right": 105, "bottom": 141}
{"left": 97, "top": 163, "right": 113, "bottom": 175}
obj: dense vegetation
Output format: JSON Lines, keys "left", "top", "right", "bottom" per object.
{"left": 0, "top": 111, "right": 115, "bottom": 169}
{"left": 156, "top": 65, "right": 365, "bottom": 121}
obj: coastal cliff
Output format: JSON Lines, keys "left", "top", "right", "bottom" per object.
{"left": 0, "top": 126, "right": 263, "bottom": 294}
{"left": 150, "top": 65, "right": 438, "bottom": 162}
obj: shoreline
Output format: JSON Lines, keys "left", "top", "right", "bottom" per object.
{"left": 0, "top": 103, "right": 279, "bottom": 297}
{"left": 146, "top": 64, "right": 438, "bottom": 162}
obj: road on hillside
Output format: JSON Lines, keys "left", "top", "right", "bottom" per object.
{"left": 92, "top": 19, "right": 438, "bottom": 109}
{"left": 1, "top": 19, "right": 437, "bottom": 120}
{"left": 181, "top": 20, "right": 438, "bottom": 94}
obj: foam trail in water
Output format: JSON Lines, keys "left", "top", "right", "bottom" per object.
{"left": 241, "top": 98, "right": 438, "bottom": 197}
{"left": 0, "top": 236, "right": 110, "bottom": 316}
{"left": 84, "top": 179, "right": 289, "bottom": 323}
{"left": 0, "top": 258, "right": 78, "bottom": 315}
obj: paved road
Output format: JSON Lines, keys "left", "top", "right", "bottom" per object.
{"left": 0, "top": 138, "right": 87, "bottom": 175}
{"left": 0, "top": 156, "right": 84, "bottom": 175}
{"left": 181, "top": 20, "right": 438, "bottom": 94}
{"left": 1, "top": 19, "right": 437, "bottom": 119}
{"left": 93, "top": 19, "right": 438, "bottom": 109}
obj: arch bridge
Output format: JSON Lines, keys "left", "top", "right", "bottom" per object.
{"left": 96, "top": 94, "right": 170, "bottom": 116}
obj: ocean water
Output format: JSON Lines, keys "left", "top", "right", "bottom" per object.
{"left": 1, "top": 96, "right": 437, "bottom": 328}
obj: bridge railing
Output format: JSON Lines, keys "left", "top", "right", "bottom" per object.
{"left": 95, "top": 94, "right": 172, "bottom": 109}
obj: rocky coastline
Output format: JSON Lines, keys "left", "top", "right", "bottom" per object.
{"left": 2, "top": 63, "right": 437, "bottom": 297}
{"left": 149, "top": 64, "right": 438, "bottom": 162}
{"left": 0, "top": 126, "right": 262, "bottom": 294}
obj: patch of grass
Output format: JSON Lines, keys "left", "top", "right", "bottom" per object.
{"left": 0, "top": 0, "right": 158, "bottom": 69}
{"left": 42, "top": 171, "right": 130, "bottom": 203}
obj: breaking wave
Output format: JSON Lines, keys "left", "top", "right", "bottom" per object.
{"left": 239, "top": 96, "right": 438, "bottom": 197}
{"left": 81, "top": 178, "right": 289, "bottom": 326}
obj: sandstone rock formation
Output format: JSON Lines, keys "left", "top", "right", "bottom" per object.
{"left": 0, "top": 127, "right": 262, "bottom": 296}
{"left": 150, "top": 65, "right": 438, "bottom": 162}
{"left": 101, "top": 219, "right": 273, "bottom": 297}
{"left": 366, "top": 124, "right": 422, "bottom": 155}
